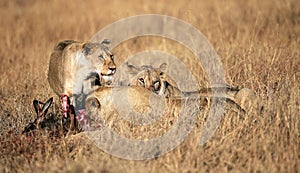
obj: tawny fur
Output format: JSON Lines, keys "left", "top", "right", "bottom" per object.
{"left": 48, "top": 40, "right": 116, "bottom": 98}
{"left": 84, "top": 86, "right": 190, "bottom": 129}
{"left": 85, "top": 86, "right": 164, "bottom": 115}
{"left": 127, "top": 63, "right": 258, "bottom": 112}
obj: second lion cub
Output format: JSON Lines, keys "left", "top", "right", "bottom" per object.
{"left": 126, "top": 63, "right": 257, "bottom": 112}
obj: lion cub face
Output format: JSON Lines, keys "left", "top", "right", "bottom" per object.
{"left": 127, "top": 63, "right": 169, "bottom": 95}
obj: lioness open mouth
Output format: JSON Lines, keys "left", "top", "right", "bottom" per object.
{"left": 101, "top": 73, "right": 114, "bottom": 84}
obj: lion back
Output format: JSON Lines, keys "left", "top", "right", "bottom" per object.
{"left": 48, "top": 40, "right": 79, "bottom": 96}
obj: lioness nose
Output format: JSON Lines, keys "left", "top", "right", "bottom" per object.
{"left": 109, "top": 66, "right": 116, "bottom": 74}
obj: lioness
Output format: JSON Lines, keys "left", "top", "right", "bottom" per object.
{"left": 126, "top": 63, "right": 257, "bottom": 112}
{"left": 48, "top": 40, "right": 116, "bottom": 119}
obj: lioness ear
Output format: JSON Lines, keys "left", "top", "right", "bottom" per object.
{"left": 126, "top": 62, "right": 140, "bottom": 75}
{"left": 158, "top": 63, "right": 167, "bottom": 72}
{"left": 82, "top": 42, "right": 92, "bottom": 55}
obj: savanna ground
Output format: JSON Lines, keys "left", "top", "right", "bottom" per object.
{"left": 0, "top": 0, "right": 299, "bottom": 172}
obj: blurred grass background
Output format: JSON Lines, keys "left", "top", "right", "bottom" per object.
{"left": 0, "top": 0, "right": 299, "bottom": 172}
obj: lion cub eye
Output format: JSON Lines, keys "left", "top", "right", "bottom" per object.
{"left": 153, "top": 81, "right": 161, "bottom": 91}
{"left": 138, "top": 78, "right": 145, "bottom": 86}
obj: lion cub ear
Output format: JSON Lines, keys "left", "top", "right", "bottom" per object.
{"left": 82, "top": 42, "right": 92, "bottom": 55}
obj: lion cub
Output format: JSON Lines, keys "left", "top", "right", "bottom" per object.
{"left": 84, "top": 85, "right": 197, "bottom": 132}
{"left": 126, "top": 63, "right": 257, "bottom": 112}
{"left": 48, "top": 40, "right": 116, "bottom": 119}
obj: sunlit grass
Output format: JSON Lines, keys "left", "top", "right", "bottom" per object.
{"left": 0, "top": 0, "right": 299, "bottom": 172}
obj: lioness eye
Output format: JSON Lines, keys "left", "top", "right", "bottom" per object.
{"left": 138, "top": 78, "right": 145, "bottom": 86}
{"left": 110, "top": 54, "right": 114, "bottom": 60}
{"left": 99, "top": 55, "right": 105, "bottom": 60}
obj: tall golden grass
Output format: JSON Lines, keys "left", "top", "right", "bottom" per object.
{"left": 0, "top": 0, "right": 299, "bottom": 172}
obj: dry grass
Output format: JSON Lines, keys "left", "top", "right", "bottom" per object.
{"left": 0, "top": 0, "right": 299, "bottom": 172}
